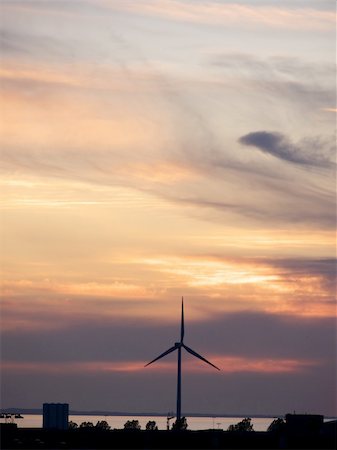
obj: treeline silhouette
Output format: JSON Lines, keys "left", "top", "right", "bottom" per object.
{"left": 1, "top": 414, "right": 335, "bottom": 449}
{"left": 69, "top": 416, "right": 257, "bottom": 432}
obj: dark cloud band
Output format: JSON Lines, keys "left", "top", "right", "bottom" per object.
{"left": 239, "top": 131, "right": 333, "bottom": 167}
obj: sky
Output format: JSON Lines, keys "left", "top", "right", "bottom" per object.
{"left": 0, "top": 0, "right": 336, "bottom": 417}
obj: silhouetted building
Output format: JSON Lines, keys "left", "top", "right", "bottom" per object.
{"left": 321, "top": 418, "right": 337, "bottom": 439}
{"left": 285, "top": 413, "right": 323, "bottom": 434}
{"left": 43, "top": 403, "right": 69, "bottom": 430}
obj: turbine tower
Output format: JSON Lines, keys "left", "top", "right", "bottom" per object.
{"left": 145, "top": 298, "right": 220, "bottom": 428}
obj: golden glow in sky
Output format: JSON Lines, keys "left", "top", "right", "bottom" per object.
{"left": 1, "top": 0, "right": 335, "bottom": 415}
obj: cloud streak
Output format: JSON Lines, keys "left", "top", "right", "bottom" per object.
{"left": 99, "top": 0, "right": 335, "bottom": 31}
{"left": 2, "top": 356, "right": 317, "bottom": 375}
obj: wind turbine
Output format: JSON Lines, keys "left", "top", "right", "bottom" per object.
{"left": 145, "top": 298, "right": 220, "bottom": 428}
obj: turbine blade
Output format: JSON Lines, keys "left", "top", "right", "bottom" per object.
{"left": 144, "top": 345, "right": 177, "bottom": 367}
{"left": 182, "top": 344, "right": 220, "bottom": 370}
{"left": 181, "top": 297, "right": 184, "bottom": 342}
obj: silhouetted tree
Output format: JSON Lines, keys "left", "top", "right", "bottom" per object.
{"left": 227, "top": 418, "right": 254, "bottom": 432}
{"left": 79, "top": 421, "right": 94, "bottom": 428}
{"left": 145, "top": 420, "right": 158, "bottom": 431}
{"left": 68, "top": 421, "right": 78, "bottom": 429}
{"left": 124, "top": 420, "right": 141, "bottom": 430}
{"left": 267, "top": 418, "right": 285, "bottom": 433}
{"left": 172, "top": 417, "right": 188, "bottom": 430}
{"left": 95, "top": 420, "right": 111, "bottom": 430}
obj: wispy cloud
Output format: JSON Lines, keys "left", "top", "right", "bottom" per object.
{"left": 210, "top": 54, "right": 335, "bottom": 116}
{"left": 4, "top": 0, "right": 334, "bottom": 32}
{"left": 1, "top": 47, "right": 334, "bottom": 228}
{"left": 99, "top": 0, "right": 335, "bottom": 31}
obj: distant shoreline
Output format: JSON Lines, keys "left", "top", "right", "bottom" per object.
{"left": 0, "top": 408, "right": 281, "bottom": 418}
{"left": 1, "top": 408, "right": 336, "bottom": 420}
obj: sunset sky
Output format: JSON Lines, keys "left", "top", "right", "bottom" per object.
{"left": 1, "top": 0, "right": 336, "bottom": 417}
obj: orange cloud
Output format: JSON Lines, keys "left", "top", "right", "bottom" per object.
{"left": 2, "top": 246, "right": 335, "bottom": 336}
{"left": 138, "top": 255, "right": 335, "bottom": 318}
{"left": 0, "top": 60, "right": 170, "bottom": 92}
{"left": 2, "top": 355, "right": 317, "bottom": 375}
{"left": 186, "top": 355, "right": 317, "bottom": 374}
{"left": 321, "top": 108, "right": 337, "bottom": 113}
{"left": 1, "top": 361, "right": 143, "bottom": 374}
{"left": 142, "top": 256, "right": 281, "bottom": 287}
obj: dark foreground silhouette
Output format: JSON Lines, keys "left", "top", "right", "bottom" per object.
{"left": 1, "top": 415, "right": 336, "bottom": 449}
